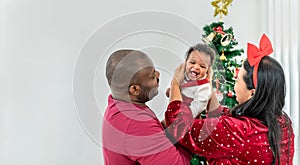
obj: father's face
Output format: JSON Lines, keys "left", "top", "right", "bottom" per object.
{"left": 136, "top": 64, "right": 160, "bottom": 103}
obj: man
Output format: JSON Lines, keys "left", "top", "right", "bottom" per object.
{"left": 102, "top": 49, "right": 190, "bottom": 164}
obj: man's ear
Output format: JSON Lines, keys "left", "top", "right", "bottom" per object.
{"left": 129, "top": 84, "right": 141, "bottom": 96}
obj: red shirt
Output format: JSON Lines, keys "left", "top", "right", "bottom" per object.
{"left": 165, "top": 101, "right": 295, "bottom": 164}
{"left": 102, "top": 95, "right": 191, "bottom": 165}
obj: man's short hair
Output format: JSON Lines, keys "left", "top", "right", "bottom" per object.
{"left": 105, "top": 49, "right": 151, "bottom": 90}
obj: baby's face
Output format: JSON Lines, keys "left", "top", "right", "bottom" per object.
{"left": 185, "top": 50, "right": 210, "bottom": 81}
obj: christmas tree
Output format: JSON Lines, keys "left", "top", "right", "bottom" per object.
{"left": 202, "top": 0, "right": 244, "bottom": 108}
{"left": 190, "top": 1, "right": 243, "bottom": 164}
{"left": 202, "top": 22, "right": 244, "bottom": 108}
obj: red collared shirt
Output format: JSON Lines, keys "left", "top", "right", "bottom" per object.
{"left": 102, "top": 95, "right": 191, "bottom": 165}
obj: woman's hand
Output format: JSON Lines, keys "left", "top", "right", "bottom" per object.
{"left": 207, "top": 67, "right": 212, "bottom": 81}
{"left": 206, "top": 67, "right": 221, "bottom": 113}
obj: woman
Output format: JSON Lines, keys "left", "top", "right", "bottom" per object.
{"left": 165, "top": 34, "right": 294, "bottom": 164}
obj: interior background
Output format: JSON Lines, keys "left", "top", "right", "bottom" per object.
{"left": 1, "top": 0, "right": 299, "bottom": 164}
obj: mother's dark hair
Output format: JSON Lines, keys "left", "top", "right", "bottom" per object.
{"left": 232, "top": 56, "right": 289, "bottom": 165}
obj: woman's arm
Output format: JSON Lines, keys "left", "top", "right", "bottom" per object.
{"left": 207, "top": 89, "right": 221, "bottom": 112}
{"left": 165, "top": 101, "right": 245, "bottom": 158}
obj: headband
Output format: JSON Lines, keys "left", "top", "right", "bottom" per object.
{"left": 247, "top": 34, "right": 273, "bottom": 88}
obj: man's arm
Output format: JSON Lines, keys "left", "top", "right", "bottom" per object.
{"left": 125, "top": 113, "right": 191, "bottom": 164}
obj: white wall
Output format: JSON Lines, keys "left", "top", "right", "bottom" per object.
{"left": 1, "top": 0, "right": 261, "bottom": 164}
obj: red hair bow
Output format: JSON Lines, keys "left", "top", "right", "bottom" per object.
{"left": 247, "top": 34, "right": 273, "bottom": 88}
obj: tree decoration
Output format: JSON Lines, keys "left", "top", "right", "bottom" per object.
{"left": 220, "top": 51, "right": 227, "bottom": 61}
{"left": 234, "top": 67, "right": 239, "bottom": 79}
{"left": 215, "top": 79, "right": 224, "bottom": 101}
{"left": 202, "top": 21, "right": 244, "bottom": 108}
{"left": 227, "top": 91, "right": 233, "bottom": 98}
{"left": 211, "top": 0, "right": 233, "bottom": 21}
{"left": 220, "top": 34, "right": 233, "bottom": 46}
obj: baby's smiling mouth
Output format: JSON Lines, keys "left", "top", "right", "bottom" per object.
{"left": 189, "top": 71, "right": 199, "bottom": 78}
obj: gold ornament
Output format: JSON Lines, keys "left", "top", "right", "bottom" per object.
{"left": 211, "top": 0, "right": 233, "bottom": 21}
{"left": 202, "top": 32, "right": 216, "bottom": 43}
{"left": 220, "top": 33, "right": 233, "bottom": 46}
{"left": 220, "top": 51, "right": 227, "bottom": 61}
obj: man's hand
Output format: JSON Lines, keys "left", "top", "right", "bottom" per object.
{"left": 172, "top": 63, "right": 185, "bottom": 86}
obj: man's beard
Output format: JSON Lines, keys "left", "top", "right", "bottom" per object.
{"left": 136, "top": 85, "right": 159, "bottom": 103}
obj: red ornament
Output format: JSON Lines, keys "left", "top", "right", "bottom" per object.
{"left": 234, "top": 68, "right": 239, "bottom": 78}
{"left": 227, "top": 91, "right": 233, "bottom": 97}
{"left": 215, "top": 79, "right": 224, "bottom": 102}
{"left": 213, "top": 26, "right": 225, "bottom": 35}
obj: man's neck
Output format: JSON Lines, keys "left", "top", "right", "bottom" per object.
{"left": 131, "top": 100, "right": 146, "bottom": 106}
{"left": 112, "top": 93, "right": 146, "bottom": 107}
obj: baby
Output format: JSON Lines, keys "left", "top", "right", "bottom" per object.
{"left": 167, "top": 43, "right": 215, "bottom": 118}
